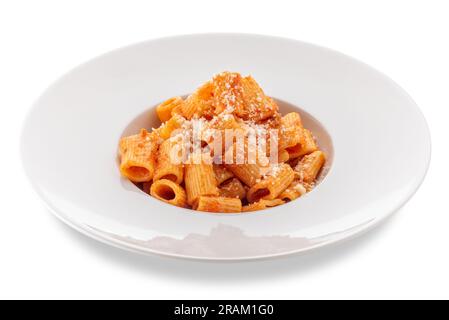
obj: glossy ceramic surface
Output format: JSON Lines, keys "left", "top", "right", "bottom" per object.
{"left": 21, "top": 34, "right": 431, "bottom": 260}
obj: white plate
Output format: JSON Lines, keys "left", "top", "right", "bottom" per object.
{"left": 21, "top": 34, "right": 431, "bottom": 261}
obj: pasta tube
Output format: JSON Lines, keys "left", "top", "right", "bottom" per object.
{"left": 212, "top": 72, "right": 244, "bottom": 115}
{"left": 281, "top": 111, "right": 302, "bottom": 128}
{"left": 239, "top": 76, "right": 278, "bottom": 121}
{"left": 182, "top": 81, "right": 214, "bottom": 119}
{"left": 119, "top": 129, "right": 158, "bottom": 182}
{"left": 247, "top": 164, "right": 295, "bottom": 203}
{"left": 194, "top": 196, "right": 242, "bottom": 213}
{"left": 150, "top": 179, "right": 187, "bottom": 207}
{"left": 279, "top": 112, "right": 303, "bottom": 150}
{"left": 295, "top": 150, "right": 325, "bottom": 183}
{"left": 153, "top": 139, "right": 184, "bottom": 184}
{"left": 206, "top": 115, "right": 244, "bottom": 159}
{"left": 226, "top": 164, "right": 261, "bottom": 187}
{"left": 185, "top": 156, "right": 219, "bottom": 206}
{"left": 224, "top": 138, "right": 267, "bottom": 187}
{"left": 212, "top": 73, "right": 278, "bottom": 122}
{"left": 242, "top": 199, "right": 284, "bottom": 212}
{"left": 213, "top": 165, "right": 234, "bottom": 185}
{"left": 278, "top": 181, "right": 307, "bottom": 202}
{"left": 286, "top": 128, "right": 318, "bottom": 159}
{"left": 157, "top": 114, "right": 185, "bottom": 140}
{"left": 295, "top": 128, "right": 318, "bottom": 158}
{"left": 156, "top": 96, "right": 183, "bottom": 123}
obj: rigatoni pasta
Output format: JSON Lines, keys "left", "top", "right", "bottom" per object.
{"left": 224, "top": 138, "right": 267, "bottom": 187}
{"left": 280, "top": 112, "right": 303, "bottom": 151}
{"left": 226, "top": 163, "right": 262, "bottom": 187}
{"left": 156, "top": 96, "right": 183, "bottom": 122}
{"left": 194, "top": 196, "right": 242, "bottom": 213}
{"left": 156, "top": 114, "right": 184, "bottom": 140}
{"left": 150, "top": 179, "right": 186, "bottom": 208}
{"left": 119, "top": 129, "right": 157, "bottom": 182}
{"left": 295, "top": 128, "right": 318, "bottom": 158}
{"left": 182, "top": 81, "right": 214, "bottom": 119}
{"left": 242, "top": 199, "right": 285, "bottom": 212}
{"left": 184, "top": 154, "right": 219, "bottom": 206}
{"left": 295, "top": 150, "right": 326, "bottom": 183}
{"left": 118, "top": 71, "right": 326, "bottom": 213}
{"left": 153, "top": 139, "right": 184, "bottom": 184}
{"left": 246, "top": 164, "right": 295, "bottom": 203}
{"left": 278, "top": 181, "right": 307, "bottom": 202}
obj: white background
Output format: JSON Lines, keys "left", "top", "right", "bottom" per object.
{"left": 1, "top": 0, "right": 448, "bottom": 300}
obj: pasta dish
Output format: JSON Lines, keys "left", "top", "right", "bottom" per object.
{"left": 118, "top": 72, "right": 325, "bottom": 213}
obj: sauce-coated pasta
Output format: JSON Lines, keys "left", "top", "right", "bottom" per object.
{"left": 118, "top": 72, "right": 326, "bottom": 213}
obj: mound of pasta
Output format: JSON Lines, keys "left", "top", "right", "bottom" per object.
{"left": 119, "top": 72, "right": 326, "bottom": 213}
